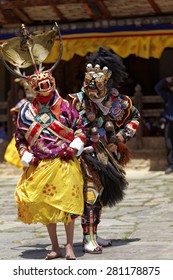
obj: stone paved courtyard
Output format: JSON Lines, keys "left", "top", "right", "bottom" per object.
{"left": 0, "top": 160, "right": 173, "bottom": 260}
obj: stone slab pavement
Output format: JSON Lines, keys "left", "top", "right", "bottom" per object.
{"left": 0, "top": 160, "right": 173, "bottom": 260}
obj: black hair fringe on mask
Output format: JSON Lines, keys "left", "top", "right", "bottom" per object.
{"left": 87, "top": 47, "right": 128, "bottom": 88}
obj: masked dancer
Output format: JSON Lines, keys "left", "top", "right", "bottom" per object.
{"left": 0, "top": 23, "right": 86, "bottom": 260}
{"left": 68, "top": 47, "right": 140, "bottom": 254}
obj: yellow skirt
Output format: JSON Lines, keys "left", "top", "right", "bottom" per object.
{"left": 15, "top": 157, "right": 84, "bottom": 225}
{"left": 4, "top": 137, "right": 23, "bottom": 169}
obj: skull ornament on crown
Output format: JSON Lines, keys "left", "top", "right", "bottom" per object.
{"left": 0, "top": 23, "right": 63, "bottom": 104}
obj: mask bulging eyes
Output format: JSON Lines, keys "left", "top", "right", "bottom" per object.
{"left": 95, "top": 74, "right": 106, "bottom": 90}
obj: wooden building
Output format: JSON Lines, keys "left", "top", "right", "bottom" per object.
{"left": 1, "top": 0, "right": 173, "bottom": 169}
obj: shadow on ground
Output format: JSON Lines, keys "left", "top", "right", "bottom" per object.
{"left": 11, "top": 238, "right": 140, "bottom": 259}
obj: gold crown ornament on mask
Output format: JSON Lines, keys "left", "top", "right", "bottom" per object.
{"left": 0, "top": 22, "right": 63, "bottom": 98}
{"left": 84, "top": 63, "right": 112, "bottom": 99}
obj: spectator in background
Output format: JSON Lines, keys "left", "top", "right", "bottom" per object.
{"left": 0, "top": 122, "right": 7, "bottom": 143}
{"left": 154, "top": 77, "right": 173, "bottom": 174}
{"left": 4, "top": 78, "right": 34, "bottom": 169}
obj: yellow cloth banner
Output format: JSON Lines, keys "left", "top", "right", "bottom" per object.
{"left": 45, "top": 29, "right": 173, "bottom": 62}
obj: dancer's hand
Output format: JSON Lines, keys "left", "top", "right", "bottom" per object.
{"left": 116, "top": 133, "right": 125, "bottom": 143}
{"left": 21, "top": 151, "right": 33, "bottom": 167}
{"left": 83, "top": 146, "right": 94, "bottom": 154}
{"left": 69, "top": 137, "right": 84, "bottom": 156}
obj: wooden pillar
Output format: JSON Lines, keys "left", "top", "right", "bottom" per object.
{"left": 134, "top": 84, "right": 143, "bottom": 149}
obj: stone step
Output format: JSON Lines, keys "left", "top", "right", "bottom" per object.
{"left": 129, "top": 148, "right": 167, "bottom": 171}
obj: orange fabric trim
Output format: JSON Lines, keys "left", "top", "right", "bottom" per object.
{"left": 51, "top": 97, "right": 62, "bottom": 120}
